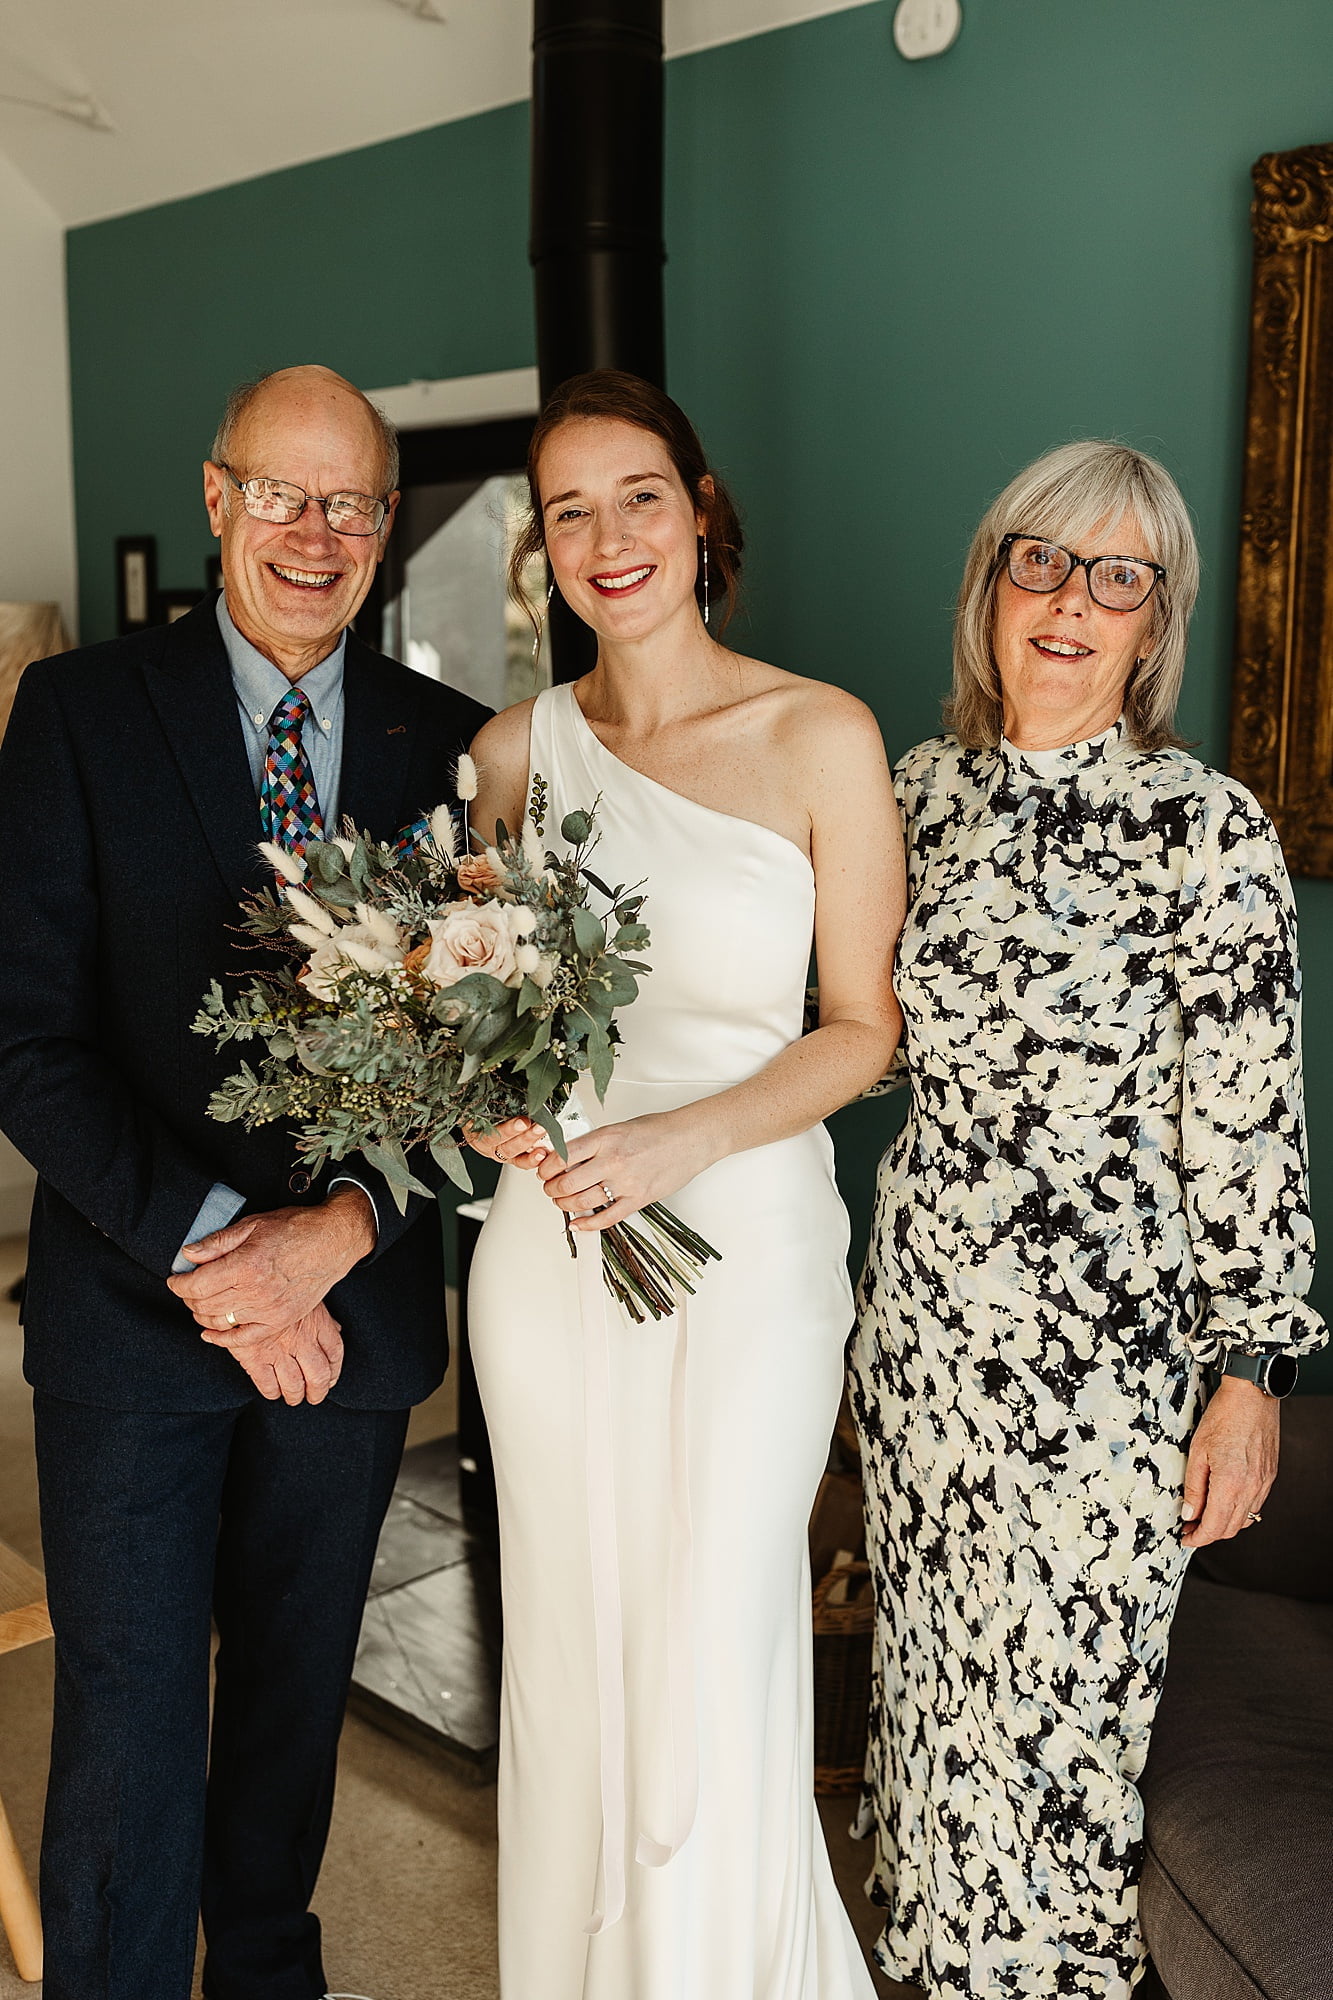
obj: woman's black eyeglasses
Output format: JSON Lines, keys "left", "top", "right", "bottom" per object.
{"left": 1000, "top": 533, "right": 1165, "bottom": 613}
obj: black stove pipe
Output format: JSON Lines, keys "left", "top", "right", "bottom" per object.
{"left": 530, "top": 0, "right": 667, "bottom": 399}
{"left": 456, "top": 3, "right": 669, "bottom": 1533}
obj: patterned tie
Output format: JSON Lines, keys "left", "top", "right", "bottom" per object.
{"left": 260, "top": 688, "right": 325, "bottom": 858}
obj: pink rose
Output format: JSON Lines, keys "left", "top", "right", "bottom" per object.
{"left": 422, "top": 901, "right": 535, "bottom": 989}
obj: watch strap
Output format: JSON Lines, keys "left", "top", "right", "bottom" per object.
{"left": 1220, "top": 1347, "right": 1299, "bottom": 1398}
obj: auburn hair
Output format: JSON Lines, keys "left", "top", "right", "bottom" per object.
{"left": 507, "top": 370, "right": 744, "bottom": 635}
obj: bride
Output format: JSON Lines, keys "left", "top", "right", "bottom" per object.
{"left": 465, "top": 370, "right": 904, "bottom": 1998}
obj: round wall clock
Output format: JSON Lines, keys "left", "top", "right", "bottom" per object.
{"left": 893, "top": 0, "right": 963, "bottom": 61}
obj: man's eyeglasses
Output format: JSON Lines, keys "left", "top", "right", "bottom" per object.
{"left": 221, "top": 465, "right": 388, "bottom": 538}
{"left": 1000, "top": 533, "right": 1165, "bottom": 613}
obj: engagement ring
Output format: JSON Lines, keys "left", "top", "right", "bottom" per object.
{"left": 1247, "top": 1511, "right": 1263, "bottom": 1525}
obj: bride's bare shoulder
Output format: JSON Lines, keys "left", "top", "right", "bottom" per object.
{"left": 470, "top": 694, "right": 538, "bottom": 767}
{"left": 737, "top": 659, "right": 887, "bottom": 760}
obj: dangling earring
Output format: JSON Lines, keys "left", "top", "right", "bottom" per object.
{"left": 533, "top": 579, "right": 555, "bottom": 665}
{"left": 702, "top": 538, "right": 710, "bottom": 628}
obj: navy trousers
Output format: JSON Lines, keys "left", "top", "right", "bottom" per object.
{"left": 33, "top": 1392, "right": 410, "bottom": 2000}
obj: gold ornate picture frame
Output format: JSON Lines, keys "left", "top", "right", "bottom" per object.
{"left": 1231, "top": 140, "right": 1333, "bottom": 876}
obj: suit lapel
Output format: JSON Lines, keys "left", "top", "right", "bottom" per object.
{"left": 141, "top": 597, "right": 265, "bottom": 899}
{"left": 337, "top": 631, "right": 417, "bottom": 839}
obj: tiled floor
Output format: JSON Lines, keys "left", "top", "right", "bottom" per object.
{"left": 353, "top": 1434, "right": 502, "bottom": 1771}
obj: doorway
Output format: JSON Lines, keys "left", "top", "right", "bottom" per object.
{"left": 355, "top": 413, "right": 548, "bottom": 709}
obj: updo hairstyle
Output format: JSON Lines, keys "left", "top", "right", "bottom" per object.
{"left": 507, "top": 370, "right": 744, "bottom": 634}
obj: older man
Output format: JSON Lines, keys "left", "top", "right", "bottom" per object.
{"left": 0, "top": 366, "right": 489, "bottom": 2000}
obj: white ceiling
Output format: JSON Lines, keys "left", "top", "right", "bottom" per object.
{"left": 0, "top": 0, "right": 876, "bottom": 228}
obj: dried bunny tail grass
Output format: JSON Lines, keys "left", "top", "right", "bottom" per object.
{"left": 259, "top": 840, "right": 305, "bottom": 883}
{"left": 428, "top": 803, "right": 457, "bottom": 859}
{"left": 521, "top": 819, "right": 546, "bottom": 877}
{"left": 455, "top": 753, "right": 479, "bottom": 855}
{"left": 289, "top": 921, "right": 334, "bottom": 952}
{"left": 353, "top": 903, "right": 404, "bottom": 952}
{"left": 283, "top": 885, "right": 340, "bottom": 937}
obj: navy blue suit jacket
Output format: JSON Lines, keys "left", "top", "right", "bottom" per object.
{"left": 0, "top": 597, "right": 490, "bottom": 1412}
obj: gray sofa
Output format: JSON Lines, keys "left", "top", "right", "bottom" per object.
{"left": 1139, "top": 1394, "right": 1333, "bottom": 1999}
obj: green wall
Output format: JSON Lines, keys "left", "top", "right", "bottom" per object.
{"left": 66, "top": 100, "right": 532, "bottom": 640}
{"left": 66, "top": 0, "right": 1333, "bottom": 1376}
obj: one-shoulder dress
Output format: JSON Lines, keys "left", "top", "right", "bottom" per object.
{"left": 467, "top": 682, "right": 877, "bottom": 1999}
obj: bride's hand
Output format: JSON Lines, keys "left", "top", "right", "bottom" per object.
{"left": 537, "top": 1111, "right": 715, "bottom": 1231}
{"left": 463, "top": 1117, "right": 551, "bottom": 1171}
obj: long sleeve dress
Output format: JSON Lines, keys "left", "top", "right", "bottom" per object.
{"left": 850, "top": 719, "right": 1326, "bottom": 2000}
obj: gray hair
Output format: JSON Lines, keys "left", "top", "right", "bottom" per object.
{"left": 210, "top": 369, "right": 400, "bottom": 496}
{"left": 948, "top": 439, "right": 1200, "bottom": 752}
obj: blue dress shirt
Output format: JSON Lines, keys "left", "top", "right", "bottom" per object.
{"left": 173, "top": 595, "right": 374, "bottom": 1273}
{"left": 218, "top": 593, "right": 347, "bottom": 824}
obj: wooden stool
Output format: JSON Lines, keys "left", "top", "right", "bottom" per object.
{"left": 0, "top": 1540, "right": 50, "bottom": 1983}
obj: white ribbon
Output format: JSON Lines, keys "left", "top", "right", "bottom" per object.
{"left": 578, "top": 1226, "right": 629, "bottom": 1934}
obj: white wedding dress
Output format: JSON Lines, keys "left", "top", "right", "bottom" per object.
{"left": 468, "top": 682, "right": 876, "bottom": 1999}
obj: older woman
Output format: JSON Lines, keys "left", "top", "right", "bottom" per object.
{"left": 851, "top": 440, "right": 1326, "bottom": 2000}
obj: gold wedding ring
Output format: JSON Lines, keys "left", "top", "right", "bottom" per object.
{"left": 225, "top": 1310, "right": 238, "bottom": 1327}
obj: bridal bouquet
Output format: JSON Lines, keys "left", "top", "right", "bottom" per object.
{"left": 193, "top": 763, "right": 719, "bottom": 1322}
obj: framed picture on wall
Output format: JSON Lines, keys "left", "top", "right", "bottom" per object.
{"left": 115, "top": 535, "right": 157, "bottom": 636}
{"left": 1231, "top": 138, "right": 1333, "bottom": 877}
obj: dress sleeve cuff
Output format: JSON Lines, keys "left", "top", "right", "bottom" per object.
{"left": 1187, "top": 1291, "right": 1328, "bottom": 1364}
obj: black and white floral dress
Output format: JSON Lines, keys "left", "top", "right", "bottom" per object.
{"left": 849, "top": 720, "right": 1325, "bottom": 2000}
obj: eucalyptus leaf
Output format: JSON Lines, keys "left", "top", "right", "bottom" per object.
{"left": 571, "top": 906, "right": 605, "bottom": 959}
{"left": 487, "top": 1020, "right": 545, "bottom": 1069}
{"left": 359, "top": 1140, "right": 407, "bottom": 1185}
{"left": 315, "top": 877, "right": 361, "bottom": 910}
{"left": 429, "top": 1132, "right": 474, "bottom": 1193}
{"left": 587, "top": 1019, "right": 615, "bottom": 1098}
{"left": 524, "top": 1047, "right": 561, "bottom": 1112}
{"left": 563, "top": 1008, "right": 592, "bottom": 1048}
{"left": 603, "top": 964, "right": 640, "bottom": 1006}
{"left": 461, "top": 995, "right": 519, "bottom": 1058}
{"left": 531, "top": 1102, "right": 568, "bottom": 1159}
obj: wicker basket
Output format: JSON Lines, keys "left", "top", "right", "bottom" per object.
{"left": 812, "top": 1556, "right": 874, "bottom": 1794}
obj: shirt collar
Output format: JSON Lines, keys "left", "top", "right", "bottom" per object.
{"left": 216, "top": 592, "right": 347, "bottom": 739}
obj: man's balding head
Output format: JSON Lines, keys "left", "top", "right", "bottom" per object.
{"left": 212, "top": 365, "right": 399, "bottom": 495}
{"left": 203, "top": 363, "right": 401, "bottom": 681}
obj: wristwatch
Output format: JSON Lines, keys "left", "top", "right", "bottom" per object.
{"left": 1221, "top": 1348, "right": 1300, "bottom": 1399}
